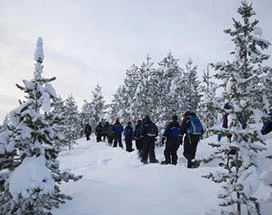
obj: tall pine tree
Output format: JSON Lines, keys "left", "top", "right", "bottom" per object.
{"left": 198, "top": 65, "right": 218, "bottom": 136}
{"left": 204, "top": 2, "right": 270, "bottom": 214}
{"left": 90, "top": 84, "right": 105, "bottom": 126}
{"left": 63, "top": 95, "right": 80, "bottom": 150}
{"left": 0, "top": 37, "right": 81, "bottom": 214}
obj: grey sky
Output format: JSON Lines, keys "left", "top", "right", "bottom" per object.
{"left": 0, "top": 0, "right": 271, "bottom": 123}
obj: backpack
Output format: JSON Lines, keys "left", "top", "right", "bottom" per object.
{"left": 186, "top": 115, "right": 203, "bottom": 135}
{"left": 146, "top": 122, "right": 158, "bottom": 137}
{"left": 169, "top": 127, "right": 180, "bottom": 137}
{"left": 114, "top": 124, "right": 123, "bottom": 133}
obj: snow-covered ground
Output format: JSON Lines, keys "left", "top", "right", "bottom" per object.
{"left": 53, "top": 135, "right": 272, "bottom": 215}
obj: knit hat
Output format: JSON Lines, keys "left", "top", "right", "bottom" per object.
{"left": 114, "top": 117, "right": 120, "bottom": 124}
{"left": 183, "top": 111, "right": 191, "bottom": 117}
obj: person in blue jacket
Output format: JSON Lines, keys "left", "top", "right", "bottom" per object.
{"left": 161, "top": 115, "right": 181, "bottom": 165}
{"left": 113, "top": 118, "right": 124, "bottom": 148}
{"left": 140, "top": 115, "right": 159, "bottom": 164}
{"left": 124, "top": 122, "right": 134, "bottom": 152}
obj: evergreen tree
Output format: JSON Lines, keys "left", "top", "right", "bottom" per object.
{"left": 90, "top": 84, "right": 105, "bottom": 126}
{"left": 123, "top": 64, "right": 141, "bottom": 121}
{"left": 130, "top": 55, "right": 156, "bottom": 119}
{"left": 47, "top": 96, "right": 68, "bottom": 150}
{"left": 63, "top": 95, "right": 80, "bottom": 150}
{"left": 198, "top": 65, "right": 218, "bottom": 136}
{"left": 109, "top": 85, "right": 126, "bottom": 122}
{"left": 81, "top": 100, "right": 93, "bottom": 125}
{"left": 0, "top": 37, "right": 81, "bottom": 214}
{"left": 204, "top": 2, "right": 269, "bottom": 214}
{"left": 0, "top": 115, "right": 9, "bottom": 132}
{"left": 155, "top": 52, "right": 183, "bottom": 123}
{"left": 180, "top": 58, "right": 201, "bottom": 113}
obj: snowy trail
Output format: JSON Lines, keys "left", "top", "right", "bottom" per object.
{"left": 53, "top": 137, "right": 222, "bottom": 215}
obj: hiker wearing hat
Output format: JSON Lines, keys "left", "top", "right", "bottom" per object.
{"left": 161, "top": 115, "right": 182, "bottom": 165}
{"left": 140, "top": 115, "right": 159, "bottom": 164}
{"left": 180, "top": 111, "right": 204, "bottom": 168}
{"left": 113, "top": 117, "right": 124, "bottom": 148}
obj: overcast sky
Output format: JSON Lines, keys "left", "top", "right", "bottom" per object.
{"left": 0, "top": 0, "right": 272, "bottom": 123}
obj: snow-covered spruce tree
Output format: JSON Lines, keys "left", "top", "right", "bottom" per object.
{"left": 63, "top": 95, "right": 80, "bottom": 150}
{"left": 81, "top": 100, "right": 93, "bottom": 125}
{"left": 46, "top": 96, "right": 69, "bottom": 150}
{"left": 109, "top": 85, "right": 127, "bottom": 122}
{"left": 0, "top": 115, "right": 10, "bottom": 133}
{"left": 155, "top": 52, "right": 183, "bottom": 123}
{"left": 109, "top": 87, "right": 120, "bottom": 121}
{"left": 0, "top": 124, "right": 16, "bottom": 198}
{"left": 178, "top": 58, "right": 201, "bottom": 113}
{"left": 197, "top": 65, "right": 218, "bottom": 136}
{"left": 90, "top": 84, "right": 105, "bottom": 126}
{"left": 204, "top": 2, "right": 270, "bottom": 214}
{"left": 130, "top": 55, "right": 156, "bottom": 120}
{"left": 122, "top": 64, "right": 141, "bottom": 121}
{"left": 0, "top": 37, "right": 81, "bottom": 215}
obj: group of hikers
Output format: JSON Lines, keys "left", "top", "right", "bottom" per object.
{"left": 84, "top": 111, "right": 204, "bottom": 168}
{"left": 84, "top": 106, "right": 272, "bottom": 169}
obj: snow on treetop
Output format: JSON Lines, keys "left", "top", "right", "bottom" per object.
{"left": 9, "top": 155, "right": 54, "bottom": 201}
{"left": 34, "top": 37, "right": 44, "bottom": 63}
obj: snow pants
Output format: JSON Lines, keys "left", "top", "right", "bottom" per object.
{"left": 125, "top": 137, "right": 133, "bottom": 152}
{"left": 183, "top": 134, "right": 200, "bottom": 161}
{"left": 141, "top": 136, "right": 158, "bottom": 164}
{"left": 164, "top": 137, "right": 180, "bottom": 165}
{"left": 85, "top": 132, "right": 91, "bottom": 141}
{"left": 135, "top": 138, "right": 143, "bottom": 158}
{"left": 113, "top": 133, "right": 123, "bottom": 148}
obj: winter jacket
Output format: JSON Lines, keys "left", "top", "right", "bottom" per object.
{"left": 85, "top": 124, "right": 92, "bottom": 134}
{"left": 124, "top": 125, "right": 133, "bottom": 137}
{"left": 113, "top": 123, "right": 124, "bottom": 134}
{"left": 163, "top": 120, "right": 181, "bottom": 138}
{"left": 95, "top": 123, "right": 103, "bottom": 135}
{"left": 140, "top": 120, "right": 158, "bottom": 137}
{"left": 134, "top": 123, "right": 142, "bottom": 139}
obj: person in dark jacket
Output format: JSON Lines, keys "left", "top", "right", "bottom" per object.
{"left": 102, "top": 121, "right": 110, "bottom": 142}
{"left": 161, "top": 115, "right": 181, "bottom": 165}
{"left": 134, "top": 119, "right": 143, "bottom": 158}
{"left": 107, "top": 124, "right": 114, "bottom": 145}
{"left": 84, "top": 123, "right": 92, "bottom": 141}
{"left": 218, "top": 103, "right": 233, "bottom": 143}
{"left": 113, "top": 118, "right": 124, "bottom": 148}
{"left": 124, "top": 122, "right": 134, "bottom": 152}
{"left": 261, "top": 108, "right": 272, "bottom": 135}
{"left": 140, "top": 115, "right": 159, "bottom": 164}
{"left": 181, "top": 111, "right": 204, "bottom": 168}
{"left": 95, "top": 122, "right": 103, "bottom": 142}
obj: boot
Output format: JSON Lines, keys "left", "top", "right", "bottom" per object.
{"left": 161, "top": 160, "right": 169, "bottom": 165}
{"left": 187, "top": 159, "right": 193, "bottom": 168}
{"left": 150, "top": 159, "right": 159, "bottom": 163}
